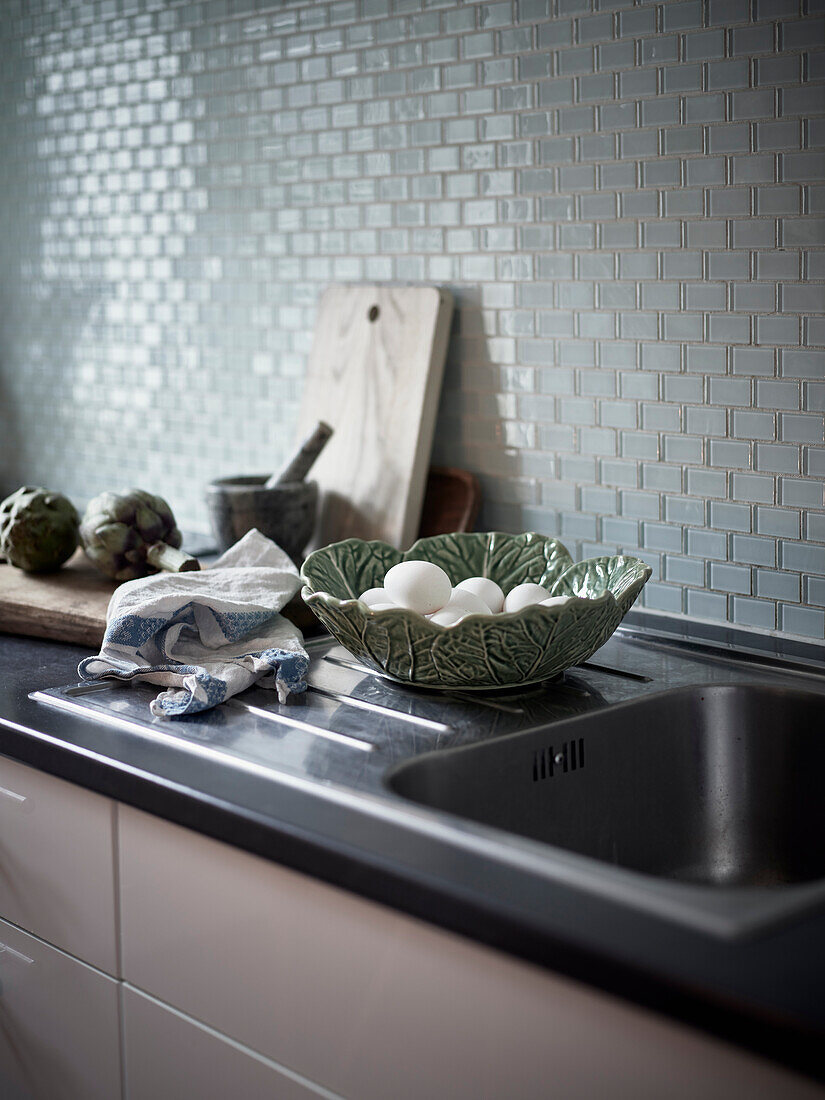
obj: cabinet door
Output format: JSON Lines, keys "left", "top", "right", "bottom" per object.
{"left": 119, "top": 805, "right": 825, "bottom": 1100}
{"left": 0, "top": 916, "right": 121, "bottom": 1100}
{"left": 123, "top": 984, "right": 337, "bottom": 1100}
{"left": 0, "top": 755, "right": 117, "bottom": 973}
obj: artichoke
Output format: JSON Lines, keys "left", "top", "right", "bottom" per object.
{"left": 0, "top": 487, "right": 80, "bottom": 572}
{"left": 80, "top": 489, "right": 199, "bottom": 581}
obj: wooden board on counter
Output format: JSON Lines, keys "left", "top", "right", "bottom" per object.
{"left": 295, "top": 284, "right": 453, "bottom": 551}
{"left": 0, "top": 550, "right": 317, "bottom": 648}
{"left": 0, "top": 466, "right": 478, "bottom": 649}
{"left": 0, "top": 550, "right": 114, "bottom": 648}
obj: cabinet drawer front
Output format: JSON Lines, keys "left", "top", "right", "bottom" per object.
{"left": 0, "top": 916, "right": 121, "bottom": 1100}
{"left": 0, "top": 756, "right": 117, "bottom": 973}
{"left": 120, "top": 806, "right": 823, "bottom": 1100}
{"left": 123, "top": 985, "right": 337, "bottom": 1100}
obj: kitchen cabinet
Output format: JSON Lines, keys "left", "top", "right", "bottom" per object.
{"left": 122, "top": 984, "right": 337, "bottom": 1099}
{"left": 0, "top": 754, "right": 117, "bottom": 974}
{"left": 119, "top": 805, "right": 823, "bottom": 1100}
{"left": 0, "top": 734, "right": 820, "bottom": 1098}
{"left": 0, "top": 754, "right": 122, "bottom": 1099}
{"left": 0, "top": 915, "right": 121, "bottom": 1100}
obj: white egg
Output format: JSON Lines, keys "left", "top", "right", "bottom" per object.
{"left": 384, "top": 560, "right": 452, "bottom": 615}
{"left": 454, "top": 576, "right": 504, "bottom": 613}
{"left": 503, "top": 582, "right": 551, "bottom": 613}
{"left": 359, "top": 586, "right": 395, "bottom": 609}
{"left": 429, "top": 606, "right": 467, "bottom": 627}
{"left": 539, "top": 595, "right": 573, "bottom": 608}
{"left": 442, "top": 588, "right": 491, "bottom": 616}
{"left": 369, "top": 602, "right": 400, "bottom": 612}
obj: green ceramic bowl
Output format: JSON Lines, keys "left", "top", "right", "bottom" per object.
{"left": 301, "top": 532, "right": 651, "bottom": 691}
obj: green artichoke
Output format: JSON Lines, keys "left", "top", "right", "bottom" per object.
{"left": 0, "top": 487, "right": 80, "bottom": 572}
{"left": 80, "top": 489, "right": 199, "bottom": 581}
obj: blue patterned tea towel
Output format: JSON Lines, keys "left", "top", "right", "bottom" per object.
{"left": 78, "top": 529, "right": 309, "bottom": 717}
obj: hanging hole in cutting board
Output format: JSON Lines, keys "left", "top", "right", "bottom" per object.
{"left": 368, "top": 305, "right": 380, "bottom": 322}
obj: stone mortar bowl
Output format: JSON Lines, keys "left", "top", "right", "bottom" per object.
{"left": 206, "top": 475, "right": 318, "bottom": 564}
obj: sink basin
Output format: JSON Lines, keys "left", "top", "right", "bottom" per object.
{"left": 388, "top": 684, "right": 825, "bottom": 889}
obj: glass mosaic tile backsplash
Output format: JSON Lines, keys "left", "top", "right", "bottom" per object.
{"left": 0, "top": 0, "right": 823, "bottom": 638}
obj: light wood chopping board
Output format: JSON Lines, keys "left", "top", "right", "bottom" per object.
{"left": 0, "top": 549, "right": 318, "bottom": 648}
{"left": 295, "top": 284, "right": 453, "bottom": 551}
{"left": 0, "top": 550, "right": 114, "bottom": 647}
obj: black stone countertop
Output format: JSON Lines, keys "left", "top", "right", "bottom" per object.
{"left": 2, "top": 616, "right": 825, "bottom": 1086}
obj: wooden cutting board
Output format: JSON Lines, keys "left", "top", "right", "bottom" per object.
{"left": 295, "top": 284, "right": 453, "bottom": 551}
{"left": 0, "top": 550, "right": 319, "bottom": 648}
{"left": 0, "top": 550, "right": 114, "bottom": 648}
{"left": 0, "top": 468, "right": 477, "bottom": 648}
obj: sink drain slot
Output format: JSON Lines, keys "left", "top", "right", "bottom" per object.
{"left": 533, "top": 738, "right": 585, "bottom": 781}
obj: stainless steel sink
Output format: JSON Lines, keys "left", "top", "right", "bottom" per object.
{"left": 388, "top": 683, "right": 825, "bottom": 891}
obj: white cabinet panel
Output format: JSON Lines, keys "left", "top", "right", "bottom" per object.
{"left": 119, "top": 805, "right": 824, "bottom": 1100}
{"left": 0, "top": 755, "right": 117, "bottom": 974}
{"left": 0, "top": 915, "right": 121, "bottom": 1100}
{"left": 123, "top": 984, "right": 337, "bottom": 1100}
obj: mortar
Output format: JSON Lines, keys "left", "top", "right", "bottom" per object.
{"left": 206, "top": 476, "right": 318, "bottom": 563}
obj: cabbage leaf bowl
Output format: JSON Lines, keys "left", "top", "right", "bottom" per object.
{"left": 300, "top": 532, "right": 651, "bottom": 691}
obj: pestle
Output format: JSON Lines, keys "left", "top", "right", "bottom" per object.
{"left": 207, "top": 421, "right": 333, "bottom": 559}
{"left": 265, "top": 421, "right": 334, "bottom": 488}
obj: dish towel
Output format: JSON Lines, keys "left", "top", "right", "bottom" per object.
{"left": 78, "top": 529, "right": 309, "bottom": 718}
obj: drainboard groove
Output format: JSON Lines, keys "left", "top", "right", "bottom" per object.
{"left": 307, "top": 686, "right": 451, "bottom": 733}
{"left": 578, "top": 661, "right": 652, "bottom": 683}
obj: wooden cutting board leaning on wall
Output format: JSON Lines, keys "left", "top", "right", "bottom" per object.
{"left": 295, "top": 284, "right": 453, "bottom": 552}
